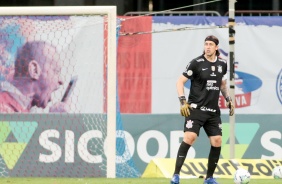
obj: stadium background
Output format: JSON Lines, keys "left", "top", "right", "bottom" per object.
{"left": 0, "top": 0, "right": 281, "bottom": 16}
{"left": 0, "top": 0, "right": 281, "bottom": 180}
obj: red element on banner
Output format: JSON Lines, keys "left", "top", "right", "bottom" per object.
{"left": 117, "top": 16, "right": 152, "bottom": 113}
{"left": 219, "top": 93, "right": 252, "bottom": 108}
{"left": 104, "top": 18, "right": 109, "bottom": 113}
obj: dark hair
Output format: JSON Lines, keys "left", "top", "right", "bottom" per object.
{"left": 205, "top": 35, "right": 219, "bottom": 45}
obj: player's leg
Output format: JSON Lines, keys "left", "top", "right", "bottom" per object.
{"left": 203, "top": 116, "right": 222, "bottom": 184}
{"left": 171, "top": 109, "right": 204, "bottom": 184}
{"left": 171, "top": 131, "right": 197, "bottom": 184}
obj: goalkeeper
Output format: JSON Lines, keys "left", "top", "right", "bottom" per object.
{"left": 170, "top": 35, "right": 234, "bottom": 184}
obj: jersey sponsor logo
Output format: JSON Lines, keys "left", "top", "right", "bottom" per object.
{"left": 186, "top": 120, "right": 194, "bottom": 129}
{"left": 276, "top": 69, "right": 282, "bottom": 104}
{"left": 206, "top": 86, "right": 219, "bottom": 90}
{"left": 200, "top": 106, "right": 216, "bottom": 112}
{"left": 206, "top": 80, "right": 219, "bottom": 91}
{"left": 207, "top": 80, "right": 216, "bottom": 84}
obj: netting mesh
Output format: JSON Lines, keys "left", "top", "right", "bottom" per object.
{"left": 0, "top": 14, "right": 139, "bottom": 178}
{"left": 0, "top": 157, "right": 8, "bottom": 177}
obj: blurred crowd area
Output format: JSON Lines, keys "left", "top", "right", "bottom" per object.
{"left": 0, "top": 0, "right": 281, "bottom": 16}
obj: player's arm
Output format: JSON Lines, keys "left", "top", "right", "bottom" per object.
{"left": 220, "top": 77, "right": 229, "bottom": 99}
{"left": 220, "top": 77, "right": 234, "bottom": 116}
{"left": 177, "top": 75, "right": 188, "bottom": 97}
{"left": 177, "top": 75, "right": 191, "bottom": 117}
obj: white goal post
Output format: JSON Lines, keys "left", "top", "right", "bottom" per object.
{"left": 0, "top": 6, "right": 117, "bottom": 178}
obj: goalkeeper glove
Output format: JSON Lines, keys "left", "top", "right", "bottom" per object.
{"left": 226, "top": 96, "right": 234, "bottom": 116}
{"left": 179, "top": 96, "right": 191, "bottom": 117}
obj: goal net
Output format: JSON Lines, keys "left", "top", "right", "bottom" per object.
{"left": 0, "top": 6, "right": 139, "bottom": 178}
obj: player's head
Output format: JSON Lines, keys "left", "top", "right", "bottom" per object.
{"left": 14, "top": 41, "right": 63, "bottom": 108}
{"left": 203, "top": 35, "right": 220, "bottom": 57}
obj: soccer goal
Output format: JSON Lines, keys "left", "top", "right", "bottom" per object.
{"left": 0, "top": 6, "right": 133, "bottom": 178}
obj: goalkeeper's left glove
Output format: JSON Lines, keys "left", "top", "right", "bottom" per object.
{"left": 226, "top": 96, "right": 234, "bottom": 116}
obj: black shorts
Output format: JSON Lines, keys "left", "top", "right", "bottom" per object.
{"left": 183, "top": 108, "right": 222, "bottom": 136}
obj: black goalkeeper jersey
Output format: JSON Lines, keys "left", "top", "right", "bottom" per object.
{"left": 183, "top": 55, "right": 227, "bottom": 113}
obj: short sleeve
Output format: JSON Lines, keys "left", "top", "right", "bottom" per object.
{"left": 182, "top": 60, "right": 196, "bottom": 79}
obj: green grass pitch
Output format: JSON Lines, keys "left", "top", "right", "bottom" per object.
{"left": 0, "top": 178, "right": 280, "bottom": 184}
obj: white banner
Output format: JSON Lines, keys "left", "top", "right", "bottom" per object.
{"left": 151, "top": 17, "right": 282, "bottom": 114}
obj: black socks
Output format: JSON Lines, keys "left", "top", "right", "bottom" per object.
{"left": 206, "top": 146, "right": 221, "bottom": 179}
{"left": 174, "top": 141, "right": 191, "bottom": 175}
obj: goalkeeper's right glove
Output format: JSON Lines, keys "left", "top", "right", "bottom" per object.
{"left": 179, "top": 96, "right": 191, "bottom": 117}
{"left": 226, "top": 96, "right": 234, "bottom": 116}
